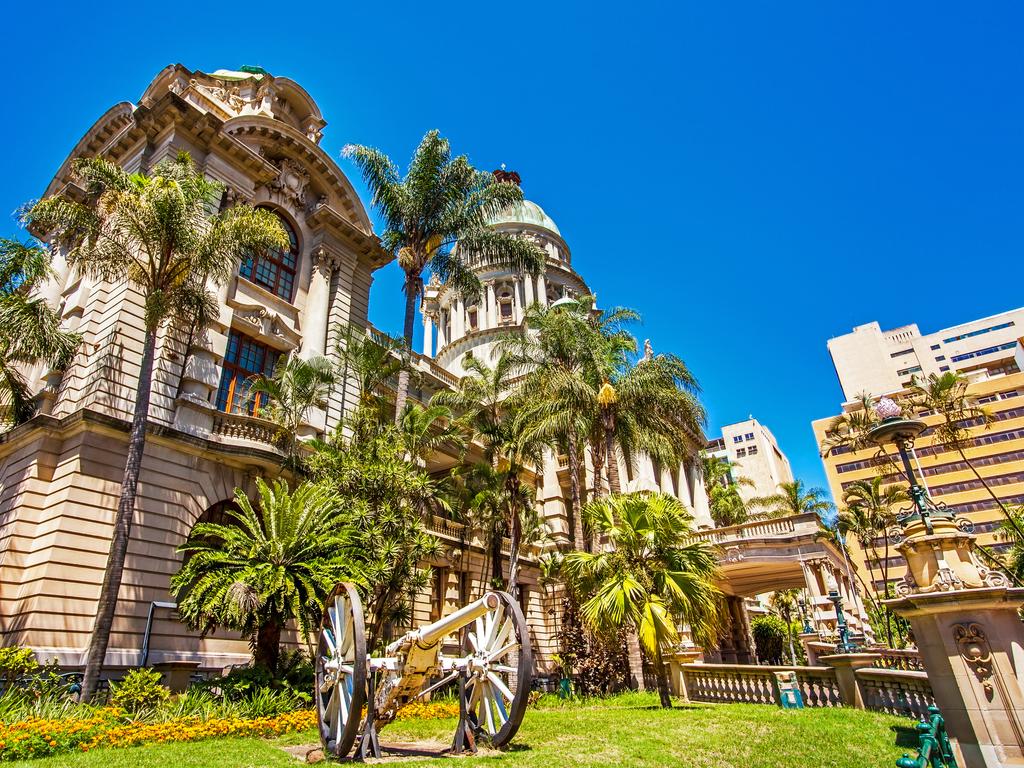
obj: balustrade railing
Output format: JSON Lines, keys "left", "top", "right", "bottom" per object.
{"left": 680, "top": 664, "right": 841, "bottom": 707}
{"left": 211, "top": 412, "right": 287, "bottom": 449}
{"left": 677, "top": 661, "right": 933, "bottom": 719}
{"left": 871, "top": 648, "right": 924, "bottom": 672}
{"left": 855, "top": 668, "right": 935, "bottom": 721}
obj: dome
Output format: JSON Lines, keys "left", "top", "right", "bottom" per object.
{"left": 488, "top": 199, "right": 561, "bottom": 236}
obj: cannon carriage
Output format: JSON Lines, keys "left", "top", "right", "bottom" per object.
{"left": 315, "top": 582, "right": 533, "bottom": 760}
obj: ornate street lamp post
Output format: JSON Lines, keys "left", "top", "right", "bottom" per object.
{"left": 797, "top": 594, "right": 813, "bottom": 634}
{"left": 868, "top": 397, "right": 1024, "bottom": 767}
{"left": 825, "top": 572, "right": 857, "bottom": 653}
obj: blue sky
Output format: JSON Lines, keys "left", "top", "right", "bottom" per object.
{"left": 3, "top": 2, "right": 1022, "bottom": 499}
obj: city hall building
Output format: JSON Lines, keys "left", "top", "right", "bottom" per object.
{"left": 0, "top": 64, "right": 869, "bottom": 676}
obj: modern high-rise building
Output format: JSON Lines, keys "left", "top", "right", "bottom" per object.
{"left": 705, "top": 417, "right": 794, "bottom": 501}
{"left": 827, "top": 308, "right": 1023, "bottom": 404}
{"left": 815, "top": 309, "right": 1024, "bottom": 597}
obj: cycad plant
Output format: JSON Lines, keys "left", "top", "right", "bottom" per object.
{"left": 172, "top": 479, "right": 348, "bottom": 674}
{"left": 562, "top": 492, "right": 720, "bottom": 708}
{"left": 28, "top": 152, "right": 287, "bottom": 700}
{"left": 343, "top": 131, "right": 545, "bottom": 422}
{"left": 0, "top": 238, "right": 81, "bottom": 428}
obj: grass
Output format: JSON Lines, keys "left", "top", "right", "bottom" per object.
{"left": 11, "top": 694, "right": 915, "bottom": 768}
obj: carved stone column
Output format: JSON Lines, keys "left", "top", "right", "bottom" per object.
{"left": 422, "top": 312, "right": 434, "bottom": 358}
{"left": 300, "top": 246, "right": 336, "bottom": 359}
{"left": 885, "top": 518, "right": 1024, "bottom": 767}
{"left": 486, "top": 282, "right": 497, "bottom": 327}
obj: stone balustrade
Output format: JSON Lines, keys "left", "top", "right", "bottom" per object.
{"left": 210, "top": 412, "right": 287, "bottom": 450}
{"left": 688, "top": 512, "right": 823, "bottom": 545}
{"left": 680, "top": 663, "right": 842, "bottom": 707}
{"left": 854, "top": 668, "right": 935, "bottom": 720}
{"left": 675, "top": 660, "right": 934, "bottom": 721}
{"left": 870, "top": 647, "right": 924, "bottom": 671}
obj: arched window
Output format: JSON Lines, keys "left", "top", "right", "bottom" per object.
{"left": 239, "top": 210, "right": 299, "bottom": 301}
{"left": 497, "top": 285, "right": 515, "bottom": 325}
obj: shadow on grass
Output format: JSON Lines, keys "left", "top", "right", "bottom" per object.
{"left": 891, "top": 724, "right": 920, "bottom": 750}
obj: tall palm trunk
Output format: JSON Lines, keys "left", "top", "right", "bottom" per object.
{"left": 490, "top": 521, "right": 504, "bottom": 589}
{"left": 653, "top": 643, "right": 672, "bottom": 708}
{"left": 565, "top": 425, "right": 585, "bottom": 551}
{"left": 625, "top": 630, "right": 647, "bottom": 692}
{"left": 80, "top": 328, "right": 157, "bottom": 702}
{"left": 604, "top": 431, "right": 622, "bottom": 495}
{"left": 507, "top": 478, "right": 522, "bottom": 592}
{"left": 393, "top": 272, "right": 419, "bottom": 425}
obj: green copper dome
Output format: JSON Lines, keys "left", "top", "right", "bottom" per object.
{"left": 488, "top": 199, "right": 561, "bottom": 236}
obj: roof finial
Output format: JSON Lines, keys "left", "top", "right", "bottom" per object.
{"left": 643, "top": 339, "right": 653, "bottom": 361}
{"left": 500, "top": 163, "right": 506, "bottom": 171}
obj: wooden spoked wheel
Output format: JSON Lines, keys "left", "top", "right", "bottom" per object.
{"left": 460, "top": 591, "right": 533, "bottom": 747}
{"left": 316, "top": 582, "right": 367, "bottom": 759}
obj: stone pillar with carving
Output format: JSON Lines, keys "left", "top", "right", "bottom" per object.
{"left": 868, "top": 402, "right": 1024, "bottom": 768}
{"left": 300, "top": 246, "right": 336, "bottom": 359}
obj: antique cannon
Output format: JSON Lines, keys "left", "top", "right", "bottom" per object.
{"left": 315, "top": 582, "right": 533, "bottom": 760}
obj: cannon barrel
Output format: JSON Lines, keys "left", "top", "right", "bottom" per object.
{"left": 387, "top": 592, "right": 501, "bottom": 655}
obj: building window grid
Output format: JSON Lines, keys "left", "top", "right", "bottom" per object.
{"left": 216, "top": 329, "right": 281, "bottom": 415}
{"left": 949, "top": 341, "right": 1017, "bottom": 364}
{"left": 942, "top": 321, "right": 1015, "bottom": 345}
{"left": 239, "top": 211, "right": 299, "bottom": 302}
{"left": 747, "top": 445, "right": 758, "bottom": 455}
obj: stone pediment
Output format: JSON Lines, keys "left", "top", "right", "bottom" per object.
{"left": 226, "top": 297, "right": 301, "bottom": 351}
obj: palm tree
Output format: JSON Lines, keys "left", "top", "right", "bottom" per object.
{"left": 997, "top": 506, "right": 1024, "bottom": 582}
{"left": 397, "top": 402, "right": 466, "bottom": 461}
{"left": 27, "top": 152, "right": 287, "bottom": 700}
{"left": 0, "top": 238, "right": 81, "bottom": 428}
{"left": 752, "top": 480, "right": 835, "bottom": 519}
{"left": 172, "top": 479, "right": 347, "bottom": 674}
{"left": 700, "top": 453, "right": 755, "bottom": 528}
{"left": 597, "top": 344, "right": 706, "bottom": 496}
{"left": 500, "top": 302, "right": 603, "bottom": 549}
{"left": 342, "top": 131, "right": 545, "bottom": 422}
{"left": 908, "top": 371, "right": 1024, "bottom": 540}
{"left": 332, "top": 322, "right": 408, "bottom": 429}
{"left": 247, "top": 353, "right": 336, "bottom": 462}
{"left": 562, "top": 492, "right": 720, "bottom": 708}
{"left": 432, "top": 351, "right": 517, "bottom": 460}
{"left": 837, "top": 477, "right": 908, "bottom": 647}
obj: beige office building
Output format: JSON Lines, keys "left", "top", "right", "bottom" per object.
{"left": 705, "top": 417, "right": 794, "bottom": 502}
{"left": 815, "top": 311, "right": 1024, "bottom": 596}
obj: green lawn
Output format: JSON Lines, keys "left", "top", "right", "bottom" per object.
{"left": 12, "top": 694, "right": 915, "bottom": 768}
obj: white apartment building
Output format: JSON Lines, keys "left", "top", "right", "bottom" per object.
{"left": 706, "top": 417, "right": 794, "bottom": 501}
{"left": 827, "top": 308, "right": 1024, "bottom": 403}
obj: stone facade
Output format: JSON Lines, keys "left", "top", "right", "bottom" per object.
{"left": 0, "top": 64, "right": 871, "bottom": 679}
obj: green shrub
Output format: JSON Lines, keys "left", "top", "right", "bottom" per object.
{"left": 110, "top": 668, "right": 170, "bottom": 711}
{"left": 751, "top": 615, "right": 788, "bottom": 665}
{"left": 0, "top": 646, "right": 38, "bottom": 687}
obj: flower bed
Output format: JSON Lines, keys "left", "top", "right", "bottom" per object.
{"left": 395, "top": 699, "right": 460, "bottom": 720}
{"left": 0, "top": 707, "right": 315, "bottom": 762}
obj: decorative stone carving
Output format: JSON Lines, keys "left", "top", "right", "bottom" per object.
{"left": 236, "top": 306, "right": 267, "bottom": 327}
{"left": 267, "top": 157, "right": 310, "bottom": 209}
{"left": 953, "top": 622, "right": 995, "bottom": 697}
{"left": 190, "top": 78, "right": 245, "bottom": 113}
{"left": 894, "top": 571, "right": 918, "bottom": 598}
{"left": 722, "top": 546, "right": 744, "bottom": 563}
{"left": 311, "top": 245, "right": 341, "bottom": 277}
